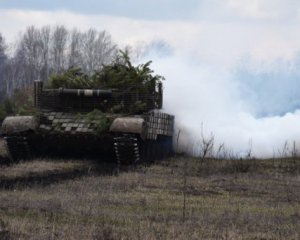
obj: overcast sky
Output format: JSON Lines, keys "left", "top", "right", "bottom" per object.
{"left": 1, "top": 1, "right": 300, "bottom": 112}
{"left": 0, "top": 0, "right": 201, "bottom": 20}
{"left": 1, "top": 0, "right": 300, "bottom": 65}
{"left": 2, "top": 0, "right": 300, "bottom": 155}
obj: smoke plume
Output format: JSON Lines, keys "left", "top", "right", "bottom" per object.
{"left": 149, "top": 52, "right": 300, "bottom": 158}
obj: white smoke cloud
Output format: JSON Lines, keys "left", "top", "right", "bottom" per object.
{"left": 149, "top": 53, "right": 300, "bottom": 158}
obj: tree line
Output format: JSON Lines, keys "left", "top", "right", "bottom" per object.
{"left": 0, "top": 25, "right": 118, "bottom": 98}
{"left": 0, "top": 25, "right": 171, "bottom": 122}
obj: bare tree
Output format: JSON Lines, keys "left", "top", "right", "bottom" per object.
{"left": 68, "top": 29, "right": 83, "bottom": 68}
{"left": 0, "top": 33, "right": 6, "bottom": 63}
{"left": 95, "top": 30, "right": 117, "bottom": 67}
{"left": 39, "top": 26, "right": 51, "bottom": 81}
{"left": 0, "top": 33, "right": 7, "bottom": 99}
{"left": 81, "top": 29, "right": 117, "bottom": 73}
{"left": 51, "top": 25, "right": 68, "bottom": 73}
{"left": 8, "top": 39, "right": 28, "bottom": 91}
{"left": 11, "top": 26, "right": 46, "bottom": 89}
{"left": 1, "top": 25, "right": 118, "bottom": 95}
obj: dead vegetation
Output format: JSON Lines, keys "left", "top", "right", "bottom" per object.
{"left": 0, "top": 155, "right": 299, "bottom": 239}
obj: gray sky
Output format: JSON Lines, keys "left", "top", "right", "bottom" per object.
{"left": 0, "top": 0, "right": 200, "bottom": 20}
{"left": 1, "top": 0, "right": 300, "bottom": 64}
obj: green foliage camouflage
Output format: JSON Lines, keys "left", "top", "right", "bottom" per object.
{"left": 49, "top": 67, "right": 92, "bottom": 89}
{"left": 48, "top": 51, "right": 164, "bottom": 94}
{"left": 95, "top": 50, "right": 164, "bottom": 93}
{"left": 78, "top": 110, "right": 113, "bottom": 135}
{"left": 11, "top": 88, "right": 38, "bottom": 116}
{"left": 0, "top": 88, "right": 37, "bottom": 123}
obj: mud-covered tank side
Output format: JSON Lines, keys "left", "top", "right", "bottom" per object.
{"left": 1, "top": 116, "right": 38, "bottom": 135}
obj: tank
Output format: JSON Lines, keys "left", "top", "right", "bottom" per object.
{"left": 1, "top": 80, "right": 174, "bottom": 164}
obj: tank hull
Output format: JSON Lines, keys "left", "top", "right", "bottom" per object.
{"left": 1, "top": 81, "right": 175, "bottom": 164}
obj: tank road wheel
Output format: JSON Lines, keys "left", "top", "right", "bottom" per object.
{"left": 113, "top": 135, "right": 173, "bottom": 164}
{"left": 5, "top": 136, "right": 31, "bottom": 161}
{"left": 113, "top": 134, "right": 141, "bottom": 165}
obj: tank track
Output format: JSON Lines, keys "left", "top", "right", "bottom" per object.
{"left": 113, "top": 134, "right": 173, "bottom": 164}
{"left": 4, "top": 136, "right": 31, "bottom": 161}
{"left": 113, "top": 134, "right": 141, "bottom": 164}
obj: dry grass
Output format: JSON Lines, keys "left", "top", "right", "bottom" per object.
{"left": 0, "top": 159, "right": 94, "bottom": 179}
{"left": 0, "top": 156, "right": 299, "bottom": 239}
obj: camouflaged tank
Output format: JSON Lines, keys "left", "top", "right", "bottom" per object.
{"left": 1, "top": 80, "right": 174, "bottom": 164}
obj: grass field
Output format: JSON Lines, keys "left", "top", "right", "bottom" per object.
{"left": 0, "top": 147, "right": 300, "bottom": 239}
